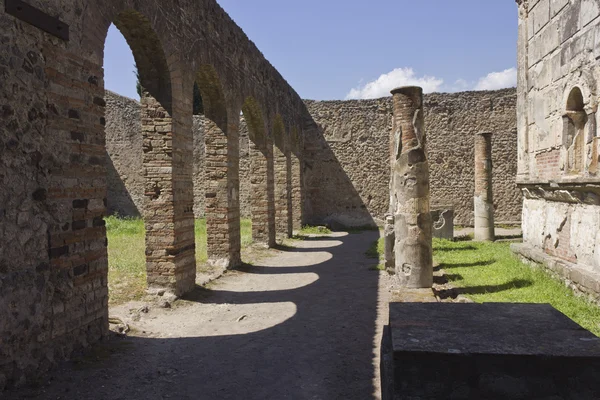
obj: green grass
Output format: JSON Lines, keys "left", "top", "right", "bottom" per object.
{"left": 298, "top": 225, "right": 331, "bottom": 235}
{"left": 433, "top": 238, "right": 600, "bottom": 336}
{"left": 106, "top": 216, "right": 252, "bottom": 305}
{"left": 366, "top": 237, "right": 384, "bottom": 259}
{"left": 366, "top": 236, "right": 385, "bottom": 271}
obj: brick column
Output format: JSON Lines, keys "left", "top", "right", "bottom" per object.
{"left": 290, "top": 153, "right": 303, "bottom": 230}
{"left": 274, "top": 142, "right": 290, "bottom": 241}
{"left": 474, "top": 132, "right": 495, "bottom": 241}
{"left": 142, "top": 92, "right": 196, "bottom": 296}
{"left": 250, "top": 138, "right": 276, "bottom": 247}
{"left": 226, "top": 115, "right": 242, "bottom": 266}
{"left": 285, "top": 148, "right": 294, "bottom": 237}
{"left": 390, "top": 86, "right": 433, "bottom": 288}
{"left": 205, "top": 118, "right": 241, "bottom": 267}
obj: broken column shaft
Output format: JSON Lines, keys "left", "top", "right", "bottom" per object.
{"left": 474, "top": 132, "right": 495, "bottom": 241}
{"left": 390, "top": 86, "right": 433, "bottom": 288}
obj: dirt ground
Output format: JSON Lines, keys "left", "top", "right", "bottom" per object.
{"left": 9, "top": 231, "right": 391, "bottom": 400}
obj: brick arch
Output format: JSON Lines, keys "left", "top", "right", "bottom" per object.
{"left": 112, "top": 11, "right": 173, "bottom": 114}
{"left": 242, "top": 97, "right": 268, "bottom": 147}
{"left": 272, "top": 115, "right": 287, "bottom": 151}
{"left": 195, "top": 64, "right": 228, "bottom": 130}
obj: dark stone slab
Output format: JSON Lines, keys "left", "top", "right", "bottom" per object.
{"left": 381, "top": 302, "right": 600, "bottom": 400}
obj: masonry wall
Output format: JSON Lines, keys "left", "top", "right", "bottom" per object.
{"left": 303, "top": 89, "right": 520, "bottom": 227}
{"left": 514, "top": 0, "right": 600, "bottom": 300}
{"left": 105, "top": 90, "right": 520, "bottom": 227}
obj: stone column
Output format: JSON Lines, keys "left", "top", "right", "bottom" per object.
{"left": 474, "top": 132, "right": 495, "bottom": 241}
{"left": 390, "top": 86, "right": 433, "bottom": 288}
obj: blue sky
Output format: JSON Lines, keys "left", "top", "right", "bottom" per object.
{"left": 104, "top": 0, "right": 518, "bottom": 101}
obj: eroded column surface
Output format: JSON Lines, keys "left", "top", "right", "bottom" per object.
{"left": 143, "top": 93, "right": 196, "bottom": 296}
{"left": 390, "top": 86, "right": 433, "bottom": 288}
{"left": 474, "top": 132, "right": 495, "bottom": 241}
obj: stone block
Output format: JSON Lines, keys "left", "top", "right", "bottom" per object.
{"left": 581, "top": 0, "right": 600, "bottom": 27}
{"left": 381, "top": 302, "right": 600, "bottom": 400}
{"left": 431, "top": 206, "right": 454, "bottom": 240}
{"left": 532, "top": 0, "right": 551, "bottom": 34}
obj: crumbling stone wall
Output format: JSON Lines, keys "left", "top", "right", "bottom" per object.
{"left": 514, "top": 0, "right": 600, "bottom": 300}
{"left": 106, "top": 89, "right": 521, "bottom": 226}
{"left": 106, "top": 89, "right": 520, "bottom": 228}
{"left": 303, "top": 89, "right": 520, "bottom": 227}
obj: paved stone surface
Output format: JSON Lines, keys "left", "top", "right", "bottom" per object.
{"left": 6, "top": 231, "right": 390, "bottom": 400}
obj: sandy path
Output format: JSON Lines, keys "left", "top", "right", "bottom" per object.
{"left": 10, "top": 231, "right": 390, "bottom": 400}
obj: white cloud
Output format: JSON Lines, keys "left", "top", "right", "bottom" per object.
{"left": 345, "top": 67, "right": 444, "bottom": 99}
{"left": 474, "top": 68, "right": 517, "bottom": 90}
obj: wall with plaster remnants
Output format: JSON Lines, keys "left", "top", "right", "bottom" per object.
{"left": 514, "top": 0, "right": 600, "bottom": 300}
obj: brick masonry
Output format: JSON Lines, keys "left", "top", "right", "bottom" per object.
{"left": 105, "top": 89, "right": 521, "bottom": 228}
{"left": 0, "top": 0, "right": 306, "bottom": 389}
{"left": 303, "top": 89, "right": 521, "bottom": 227}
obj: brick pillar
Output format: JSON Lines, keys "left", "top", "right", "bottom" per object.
{"left": 274, "top": 142, "right": 290, "bottom": 241}
{"left": 285, "top": 148, "right": 294, "bottom": 237}
{"left": 250, "top": 138, "right": 276, "bottom": 247}
{"left": 142, "top": 93, "right": 196, "bottom": 296}
{"left": 390, "top": 86, "right": 433, "bottom": 288}
{"left": 474, "top": 132, "right": 495, "bottom": 241}
{"left": 205, "top": 118, "right": 241, "bottom": 267}
{"left": 291, "top": 153, "right": 303, "bottom": 230}
{"left": 226, "top": 115, "right": 242, "bottom": 266}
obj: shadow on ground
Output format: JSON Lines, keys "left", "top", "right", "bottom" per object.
{"left": 9, "top": 231, "right": 384, "bottom": 400}
{"left": 435, "top": 278, "right": 533, "bottom": 300}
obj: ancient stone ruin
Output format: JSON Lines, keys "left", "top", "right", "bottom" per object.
{"left": 389, "top": 86, "right": 433, "bottom": 288}
{"left": 2, "top": 0, "right": 600, "bottom": 395}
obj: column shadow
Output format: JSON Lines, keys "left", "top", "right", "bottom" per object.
{"left": 8, "top": 231, "right": 384, "bottom": 400}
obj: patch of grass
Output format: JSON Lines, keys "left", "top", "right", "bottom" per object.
{"left": 433, "top": 238, "right": 600, "bottom": 336}
{"left": 347, "top": 225, "right": 381, "bottom": 234}
{"left": 366, "top": 237, "right": 384, "bottom": 259}
{"left": 369, "top": 264, "right": 386, "bottom": 271}
{"left": 106, "top": 216, "right": 252, "bottom": 306}
{"left": 299, "top": 225, "right": 331, "bottom": 235}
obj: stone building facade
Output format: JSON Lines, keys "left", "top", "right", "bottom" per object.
{"left": 513, "top": 0, "right": 600, "bottom": 300}
{"left": 105, "top": 90, "right": 521, "bottom": 227}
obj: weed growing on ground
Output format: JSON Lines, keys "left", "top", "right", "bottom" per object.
{"left": 298, "top": 225, "right": 331, "bottom": 235}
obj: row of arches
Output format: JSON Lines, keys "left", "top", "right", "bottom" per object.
{"left": 106, "top": 11, "right": 305, "bottom": 295}
{"left": 1, "top": 0, "right": 311, "bottom": 386}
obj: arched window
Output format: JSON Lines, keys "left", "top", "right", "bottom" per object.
{"left": 563, "top": 87, "right": 587, "bottom": 174}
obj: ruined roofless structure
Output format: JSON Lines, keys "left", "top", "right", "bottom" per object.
{"left": 3, "top": 0, "right": 591, "bottom": 392}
